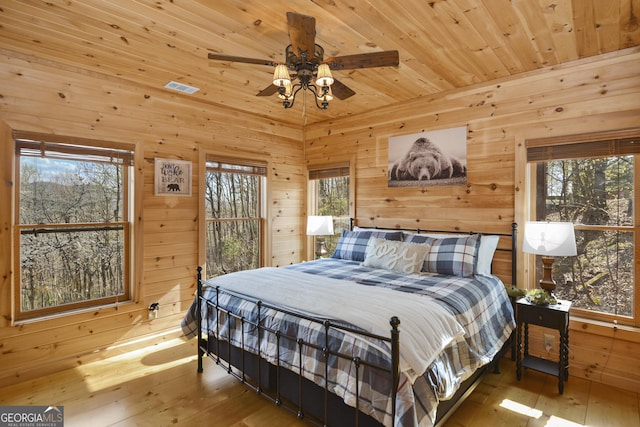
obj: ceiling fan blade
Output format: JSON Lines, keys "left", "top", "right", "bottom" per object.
{"left": 208, "top": 53, "right": 276, "bottom": 66}
{"left": 325, "top": 50, "right": 399, "bottom": 70}
{"left": 286, "top": 12, "right": 316, "bottom": 59}
{"left": 331, "top": 79, "right": 356, "bottom": 100}
{"left": 257, "top": 76, "right": 299, "bottom": 97}
{"left": 256, "top": 84, "right": 279, "bottom": 97}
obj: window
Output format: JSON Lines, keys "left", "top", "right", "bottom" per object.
{"left": 308, "top": 163, "right": 351, "bottom": 256}
{"left": 14, "top": 135, "right": 134, "bottom": 320}
{"left": 527, "top": 131, "right": 639, "bottom": 326}
{"left": 204, "top": 156, "right": 266, "bottom": 279}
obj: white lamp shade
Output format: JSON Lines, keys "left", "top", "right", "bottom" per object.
{"left": 522, "top": 221, "right": 577, "bottom": 256}
{"left": 306, "top": 215, "right": 334, "bottom": 236}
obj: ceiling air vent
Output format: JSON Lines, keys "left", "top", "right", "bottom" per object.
{"left": 164, "top": 81, "right": 199, "bottom": 94}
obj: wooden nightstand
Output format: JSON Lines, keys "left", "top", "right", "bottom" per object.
{"left": 516, "top": 297, "right": 571, "bottom": 394}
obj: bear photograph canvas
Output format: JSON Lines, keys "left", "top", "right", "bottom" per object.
{"left": 388, "top": 126, "right": 467, "bottom": 187}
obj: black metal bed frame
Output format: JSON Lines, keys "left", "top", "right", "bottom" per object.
{"left": 195, "top": 222, "right": 518, "bottom": 427}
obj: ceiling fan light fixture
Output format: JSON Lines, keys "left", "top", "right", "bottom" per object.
{"left": 272, "top": 64, "right": 291, "bottom": 87}
{"left": 315, "top": 63, "right": 334, "bottom": 87}
{"left": 278, "top": 82, "right": 293, "bottom": 99}
{"left": 208, "top": 13, "right": 398, "bottom": 111}
{"left": 317, "top": 86, "right": 333, "bottom": 102}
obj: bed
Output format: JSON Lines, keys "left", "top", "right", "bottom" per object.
{"left": 181, "top": 223, "right": 517, "bottom": 427}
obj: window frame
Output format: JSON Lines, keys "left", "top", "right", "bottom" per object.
{"left": 523, "top": 129, "right": 640, "bottom": 327}
{"left": 12, "top": 131, "right": 136, "bottom": 321}
{"left": 203, "top": 154, "right": 267, "bottom": 279}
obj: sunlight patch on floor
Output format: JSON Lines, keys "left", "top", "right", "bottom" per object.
{"left": 545, "top": 415, "right": 584, "bottom": 427}
{"left": 103, "top": 328, "right": 184, "bottom": 356}
{"left": 75, "top": 335, "right": 197, "bottom": 393}
{"left": 500, "top": 399, "right": 585, "bottom": 426}
{"left": 500, "top": 399, "right": 543, "bottom": 418}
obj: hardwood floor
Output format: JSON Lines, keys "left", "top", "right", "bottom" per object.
{"left": 1, "top": 337, "right": 638, "bottom": 427}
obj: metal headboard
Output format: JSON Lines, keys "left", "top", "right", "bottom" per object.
{"left": 349, "top": 219, "right": 518, "bottom": 286}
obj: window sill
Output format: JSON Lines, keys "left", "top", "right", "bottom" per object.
{"left": 12, "top": 300, "right": 135, "bottom": 326}
{"left": 569, "top": 315, "right": 640, "bottom": 343}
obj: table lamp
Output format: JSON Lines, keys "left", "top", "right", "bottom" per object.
{"left": 522, "top": 221, "right": 577, "bottom": 295}
{"left": 306, "top": 215, "right": 334, "bottom": 258}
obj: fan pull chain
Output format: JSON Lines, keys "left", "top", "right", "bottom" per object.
{"left": 302, "top": 89, "right": 307, "bottom": 118}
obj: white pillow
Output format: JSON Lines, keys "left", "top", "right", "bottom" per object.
{"left": 362, "top": 237, "right": 429, "bottom": 274}
{"left": 476, "top": 235, "right": 499, "bottom": 276}
{"left": 403, "top": 232, "right": 500, "bottom": 276}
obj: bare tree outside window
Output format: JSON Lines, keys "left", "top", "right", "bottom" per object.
{"left": 16, "top": 139, "right": 132, "bottom": 319}
{"left": 204, "top": 159, "right": 265, "bottom": 279}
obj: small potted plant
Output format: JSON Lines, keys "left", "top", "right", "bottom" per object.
{"left": 526, "top": 289, "right": 557, "bottom": 305}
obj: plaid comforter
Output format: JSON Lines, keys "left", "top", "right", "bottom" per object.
{"left": 181, "top": 258, "right": 515, "bottom": 427}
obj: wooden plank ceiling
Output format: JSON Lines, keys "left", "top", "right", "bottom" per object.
{"left": 1, "top": 0, "right": 639, "bottom": 126}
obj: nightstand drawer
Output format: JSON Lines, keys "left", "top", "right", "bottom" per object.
{"left": 518, "top": 304, "right": 568, "bottom": 329}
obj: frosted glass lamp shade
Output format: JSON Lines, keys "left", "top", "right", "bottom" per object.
{"left": 306, "top": 216, "right": 334, "bottom": 236}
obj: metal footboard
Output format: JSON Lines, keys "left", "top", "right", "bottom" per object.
{"left": 195, "top": 266, "right": 400, "bottom": 427}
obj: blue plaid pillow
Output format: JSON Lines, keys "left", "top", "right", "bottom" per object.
{"left": 332, "top": 230, "right": 403, "bottom": 261}
{"left": 423, "top": 234, "right": 480, "bottom": 277}
{"left": 403, "top": 234, "right": 432, "bottom": 244}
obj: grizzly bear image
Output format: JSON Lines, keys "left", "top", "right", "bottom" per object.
{"left": 389, "top": 137, "right": 466, "bottom": 181}
{"left": 167, "top": 183, "right": 181, "bottom": 192}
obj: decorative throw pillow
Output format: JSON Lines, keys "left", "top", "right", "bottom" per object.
{"left": 423, "top": 234, "right": 481, "bottom": 277}
{"left": 404, "top": 232, "right": 497, "bottom": 276}
{"left": 332, "top": 230, "right": 403, "bottom": 262}
{"left": 362, "top": 237, "right": 430, "bottom": 274}
{"left": 402, "top": 234, "right": 436, "bottom": 272}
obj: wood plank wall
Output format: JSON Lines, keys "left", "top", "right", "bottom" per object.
{"left": 1, "top": 47, "right": 639, "bottom": 395}
{"left": 0, "top": 53, "right": 305, "bottom": 387}
{"left": 304, "top": 47, "right": 640, "bottom": 393}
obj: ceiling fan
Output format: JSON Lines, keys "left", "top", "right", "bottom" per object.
{"left": 208, "top": 12, "right": 399, "bottom": 110}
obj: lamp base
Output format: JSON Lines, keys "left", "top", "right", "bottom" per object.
{"left": 314, "top": 237, "right": 327, "bottom": 259}
{"left": 539, "top": 255, "right": 557, "bottom": 295}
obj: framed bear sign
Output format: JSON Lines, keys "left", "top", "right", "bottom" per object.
{"left": 155, "top": 158, "right": 192, "bottom": 196}
{"left": 388, "top": 126, "right": 467, "bottom": 187}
